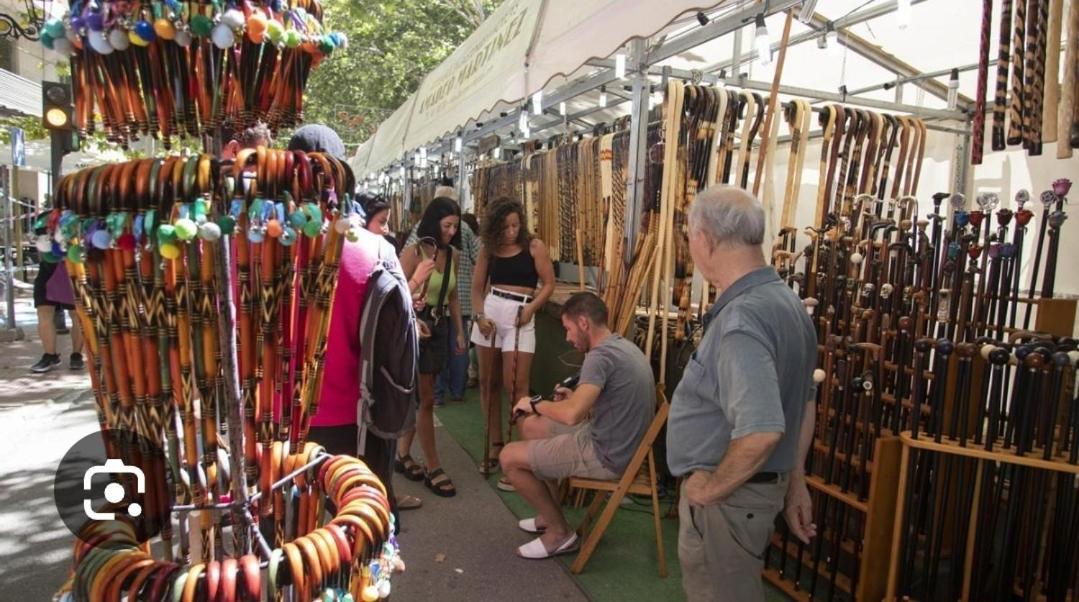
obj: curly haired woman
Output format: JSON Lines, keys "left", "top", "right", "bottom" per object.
{"left": 471, "top": 198, "right": 555, "bottom": 487}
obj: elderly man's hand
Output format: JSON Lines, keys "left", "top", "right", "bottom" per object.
{"left": 784, "top": 475, "right": 816, "bottom": 544}
{"left": 684, "top": 470, "right": 719, "bottom": 506}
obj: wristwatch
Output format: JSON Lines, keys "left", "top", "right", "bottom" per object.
{"left": 530, "top": 396, "right": 542, "bottom": 416}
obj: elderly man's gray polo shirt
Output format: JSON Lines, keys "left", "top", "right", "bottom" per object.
{"left": 667, "top": 266, "right": 816, "bottom": 476}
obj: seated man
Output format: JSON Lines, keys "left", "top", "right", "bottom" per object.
{"left": 501, "top": 291, "right": 656, "bottom": 559}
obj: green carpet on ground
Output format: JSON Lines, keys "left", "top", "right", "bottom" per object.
{"left": 435, "top": 389, "right": 788, "bottom": 602}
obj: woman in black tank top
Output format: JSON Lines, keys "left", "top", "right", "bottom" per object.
{"left": 471, "top": 198, "right": 555, "bottom": 475}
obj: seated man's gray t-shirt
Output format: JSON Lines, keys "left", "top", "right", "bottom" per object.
{"left": 579, "top": 334, "right": 656, "bottom": 474}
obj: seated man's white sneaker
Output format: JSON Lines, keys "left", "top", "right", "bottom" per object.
{"left": 518, "top": 517, "right": 546, "bottom": 533}
{"left": 517, "top": 533, "right": 579, "bottom": 559}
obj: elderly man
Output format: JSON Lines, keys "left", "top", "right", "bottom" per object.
{"left": 502, "top": 292, "right": 655, "bottom": 559}
{"left": 668, "top": 186, "right": 818, "bottom": 601}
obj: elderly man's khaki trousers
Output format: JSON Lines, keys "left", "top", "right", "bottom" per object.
{"left": 678, "top": 475, "right": 788, "bottom": 602}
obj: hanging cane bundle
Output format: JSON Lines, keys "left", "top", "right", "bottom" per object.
{"left": 47, "top": 152, "right": 401, "bottom": 601}
{"left": 42, "top": 1, "right": 345, "bottom": 147}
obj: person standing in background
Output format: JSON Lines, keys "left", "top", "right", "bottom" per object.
{"left": 221, "top": 122, "right": 272, "bottom": 160}
{"left": 29, "top": 256, "right": 83, "bottom": 372}
{"left": 360, "top": 192, "right": 401, "bottom": 252}
{"left": 471, "top": 197, "right": 556, "bottom": 487}
{"left": 397, "top": 197, "right": 466, "bottom": 497}
{"left": 406, "top": 184, "right": 480, "bottom": 405}
{"left": 461, "top": 212, "right": 481, "bottom": 389}
{"left": 288, "top": 125, "right": 422, "bottom": 521}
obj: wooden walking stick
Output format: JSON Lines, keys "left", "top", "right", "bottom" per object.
{"left": 1043, "top": 0, "right": 1065, "bottom": 142}
{"left": 760, "top": 103, "right": 783, "bottom": 244}
{"left": 971, "top": 0, "right": 993, "bottom": 165}
{"left": 644, "top": 80, "right": 683, "bottom": 361}
{"left": 734, "top": 91, "right": 757, "bottom": 191}
{"left": 719, "top": 90, "right": 742, "bottom": 185}
{"left": 992, "top": 0, "right": 1015, "bottom": 151}
{"left": 1058, "top": 0, "right": 1079, "bottom": 158}
{"left": 1025, "top": 0, "right": 1049, "bottom": 155}
{"left": 780, "top": 100, "right": 810, "bottom": 232}
{"left": 814, "top": 106, "right": 838, "bottom": 228}
{"left": 741, "top": 94, "right": 765, "bottom": 190}
{"left": 753, "top": 10, "right": 794, "bottom": 197}
{"left": 1007, "top": 0, "right": 1028, "bottom": 146}
{"left": 859, "top": 112, "right": 884, "bottom": 196}
{"left": 706, "top": 86, "right": 729, "bottom": 187}
{"left": 658, "top": 81, "right": 686, "bottom": 385}
{"left": 507, "top": 306, "right": 524, "bottom": 447}
{"left": 1022, "top": 190, "right": 1058, "bottom": 329}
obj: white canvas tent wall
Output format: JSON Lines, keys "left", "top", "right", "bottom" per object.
{"left": 354, "top": 0, "right": 1079, "bottom": 303}
{"left": 358, "top": 0, "right": 770, "bottom": 175}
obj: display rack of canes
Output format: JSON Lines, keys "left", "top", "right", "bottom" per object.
{"left": 887, "top": 433, "right": 1079, "bottom": 601}
{"left": 45, "top": 151, "right": 402, "bottom": 602}
{"left": 885, "top": 330, "right": 1079, "bottom": 601}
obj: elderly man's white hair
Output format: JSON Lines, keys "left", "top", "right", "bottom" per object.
{"left": 688, "top": 185, "right": 766, "bottom": 248}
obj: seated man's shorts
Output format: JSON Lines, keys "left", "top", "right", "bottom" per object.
{"left": 527, "top": 422, "right": 619, "bottom": 481}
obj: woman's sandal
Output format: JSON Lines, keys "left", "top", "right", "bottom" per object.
{"left": 424, "top": 468, "right": 457, "bottom": 498}
{"left": 478, "top": 442, "right": 504, "bottom": 474}
{"left": 394, "top": 454, "right": 425, "bottom": 482}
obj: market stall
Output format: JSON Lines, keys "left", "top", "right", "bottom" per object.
{"left": 355, "top": 0, "right": 1079, "bottom": 600}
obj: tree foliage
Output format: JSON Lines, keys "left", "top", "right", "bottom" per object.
{"left": 0, "top": 115, "right": 47, "bottom": 144}
{"left": 303, "top": 0, "right": 502, "bottom": 147}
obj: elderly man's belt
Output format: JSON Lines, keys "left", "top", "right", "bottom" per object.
{"left": 747, "top": 471, "right": 783, "bottom": 484}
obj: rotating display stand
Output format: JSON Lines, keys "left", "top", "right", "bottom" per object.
{"left": 46, "top": 151, "right": 399, "bottom": 601}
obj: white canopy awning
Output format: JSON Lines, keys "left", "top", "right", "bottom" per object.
{"left": 363, "top": 0, "right": 735, "bottom": 175}
{"left": 364, "top": 94, "right": 416, "bottom": 176}
{"left": 350, "top": 137, "right": 372, "bottom": 178}
{"left": 402, "top": 0, "right": 544, "bottom": 156}
{"left": 0, "top": 68, "right": 42, "bottom": 118}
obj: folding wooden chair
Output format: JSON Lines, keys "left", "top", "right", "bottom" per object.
{"left": 568, "top": 392, "right": 670, "bottom": 576}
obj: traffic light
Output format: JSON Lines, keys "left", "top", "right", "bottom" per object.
{"left": 42, "top": 81, "right": 73, "bottom": 131}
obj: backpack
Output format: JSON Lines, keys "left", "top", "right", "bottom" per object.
{"left": 356, "top": 237, "right": 419, "bottom": 448}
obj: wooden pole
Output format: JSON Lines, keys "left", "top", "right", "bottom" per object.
{"left": 960, "top": 459, "right": 985, "bottom": 601}
{"left": 1042, "top": 0, "right": 1064, "bottom": 142}
{"left": 885, "top": 442, "right": 911, "bottom": 600}
{"left": 753, "top": 10, "right": 795, "bottom": 197}
{"left": 644, "top": 80, "right": 684, "bottom": 361}
{"left": 576, "top": 227, "right": 586, "bottom": 290}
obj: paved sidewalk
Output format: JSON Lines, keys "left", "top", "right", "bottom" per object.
{"left": 391, "top": 427, "right": 588, "bottom": 602}
{"left": 0, "top": 292, "right": 90, "bottom": 407}
{"left": 0, "top": 288, "right": 588, "bottom": 601}
{"left": 0, "top": 388, "right": 98, "bottom": 599}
